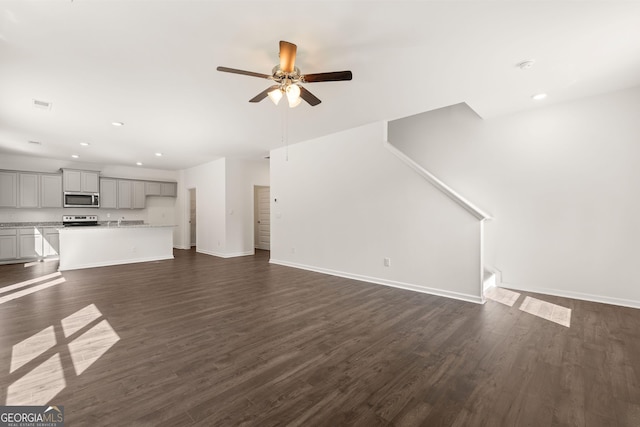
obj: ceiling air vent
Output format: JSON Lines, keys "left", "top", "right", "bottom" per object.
{"left": 28, "top": 140, "right": 42, "bottom": 145}
{"left": 32, "top": 99, "right": 52, "bottom": 110}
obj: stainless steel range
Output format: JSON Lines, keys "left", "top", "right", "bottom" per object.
{"left": 62, "top": 215, "right": 99, "bottom": 227}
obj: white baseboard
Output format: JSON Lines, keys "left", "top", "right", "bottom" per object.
{"left": 197, "top": 248, "right": 255, "bottom": 259}
{"left": 174, "top": 245, "right": 191, "bottom": 250}
{"left": 500, "top": 282, "right": 640, "bottom": 310}
{"left": 269, "top": 259, "right": 484, "bottom": 304}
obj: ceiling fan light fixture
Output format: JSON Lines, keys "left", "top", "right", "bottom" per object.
{"left": 268, "top": 88, "right": 283, "bottom": 105}
{"left": 286, "top": 84, "right": 301, "bottom": 108}
{"left": 217, "top": 40, "right": 352, "bottom": 107}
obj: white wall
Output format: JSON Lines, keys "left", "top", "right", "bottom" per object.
{"left": 180, "top": 158, "right": 226, "bottom": 254}
{"left": 225, "top": 158, "right": 270, "bottom": 256}
{"left": 389, "top": 85, "right": 640, "bottom": 308}
{"left": 270, "top": 122, "right": 484, "bottom": 303}
{"left": 178, "top": 157, "right": 269, "bottom": 257}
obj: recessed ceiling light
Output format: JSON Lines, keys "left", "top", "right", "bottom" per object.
{"left": 154, "top": 152, "right": 163, "bottom": 157}
{"left": 532, "top": 93, "right": 547, "bottom": 100}
{"left": 112, "top": 122, "right": 124, "bottom": 126}
{"left": 136, "top": 162, "right": 143, "bottom": 166}
{"left": 71, "top": 154, "right": 79, "bottom": 159}
{"left": 80, "top": 142, "right": 90, "bottom": 146}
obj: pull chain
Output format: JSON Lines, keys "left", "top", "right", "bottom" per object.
{"left": 281, "top": 104, "right": 289, "bottom": 161}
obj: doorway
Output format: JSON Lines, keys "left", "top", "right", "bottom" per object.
{"left": 254, "top": 186, "right": 270, "bottom": 251}
{"left": 189, "top": 188, "right": 196, "bottom": 247}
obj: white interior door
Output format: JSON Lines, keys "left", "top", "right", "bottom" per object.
{"left": 255, "top": 186, "right": 270, "bottom": 251}
{"left": 189, "top": 188, "right": 196, "bottom": 247}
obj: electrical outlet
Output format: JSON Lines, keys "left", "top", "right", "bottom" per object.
{"left": 384, "top": 257, "right": 391, "bottom": 267}
{"left": 291, "top": 247, "right": 296, "bottom": 254}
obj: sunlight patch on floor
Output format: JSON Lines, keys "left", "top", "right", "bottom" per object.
{"left": 519, "top": 296, "right": 571, "bottom": 327}
{"left": 23, "top": 261, "right": 41, "bottom": 268}
{"left": 484, "top": 286, "right": 521, "bottom": 307}
{"left": 61, "top": 303, "right": 102, "bottom": 338}
{"left": 0, "top": 275, "right": 66, "bottom": 306}
{"left": 10, "top": 326, "right": 56, "bottom": 373}
{"left": 68, "top": 319, "right": 120, "bottom": 375}
{"left": 0, "top": 272, "right": 62, "bottom": 295}
{"left": 6, "top": 354, "right": 66, "bottom": 406}
{"left": 5, "top": 304, "right": 120, "bottom": 405}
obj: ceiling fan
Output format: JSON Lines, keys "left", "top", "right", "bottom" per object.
{"left": 217, "top": 41, "right": 352, "bottom": 108}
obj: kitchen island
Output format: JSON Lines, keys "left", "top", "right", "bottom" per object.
{"left": 58, "top": 224, "right": 174, "bottom": 271}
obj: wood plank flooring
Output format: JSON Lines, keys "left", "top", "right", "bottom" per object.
{"left": 1, "top": 249, "right": 640, "bottom": 426}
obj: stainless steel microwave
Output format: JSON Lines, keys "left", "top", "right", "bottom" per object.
{"left": 64, "top": 192, "right": 100, "bottom": 208}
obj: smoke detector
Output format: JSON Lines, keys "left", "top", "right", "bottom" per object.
{"left": 32, "top": 99, "right": 52, "bottom": 110}
{"left": 517, "top": 60, "right": 535, "bottom": 70}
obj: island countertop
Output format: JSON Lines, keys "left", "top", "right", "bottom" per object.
{"left": 58, "top": 224, "right": 176, "bottom": 231}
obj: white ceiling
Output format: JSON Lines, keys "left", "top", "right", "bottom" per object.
{"left": 1, "top": 1, "right": 640, "bottom": 170}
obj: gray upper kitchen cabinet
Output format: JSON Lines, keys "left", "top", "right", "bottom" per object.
{"left": 100, "top": 178, "right": 117, "bottom": 209}
{"left": 145, "top": 181, "right": 177, "bottom": 197}
{"left": 0, "top": 171, "right": 17, "bottom": 208}
{"left": 117, "top": 180, "right": 145, "bottom": 209}
{"left": 117, "top": 180, "right": 132, "bottom": 209}
{"left": 102, "top": 178, "right": 148, "bottom": 209}
{"left": 145, "top": 181, "right": 162, "bottom": 196}
{"left": 63, "top": 169, "right": 99, "bottom": 193}
{"left": 132, "top": 181, "right": 146, "bottom": 209}
{"left": 161, "top": 182, "right": 177, "bottom": 197}
{"left": 40, "top": 174, "right": 63, "bottom": 208}
{"left": 18, "top": 173, "right": 39, "bottom": 208}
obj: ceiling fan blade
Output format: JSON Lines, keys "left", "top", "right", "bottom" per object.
{"left": 217, "top": 66, "right": 271, "bottom": 79}
{"left": 299, "top": 86, "right": 321, "bottom": 106}
{"left": 302, "top": 71, "right": 353, "bottom": 83}
{"left": 249, "top": 85, "right": 280, "bottom": 103}
{"left": 279, "top": 41, "right": 297, "bottom": 73}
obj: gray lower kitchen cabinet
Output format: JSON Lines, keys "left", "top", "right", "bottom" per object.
{"left": 0, "top": 227, "right": 59, "bottom": 262}
{"left": 0, "top": 229, "right": 18, "bottom": 260}
{"left": 43, "top": 228, "right": 60, "bottom": 257}
{"left": 0, "top": 171, "right": 17, "bottom": 208}
{"left": 18, "top": 229, "right": 44, "bottom": 259}
{"left": 40, "top": 174, "right": 63, "bottom": 208}
{"left": 19, "top": 173, "right": 39, "bottom": 208}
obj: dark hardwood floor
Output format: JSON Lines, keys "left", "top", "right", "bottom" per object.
{"left": 1, "top": 249, "right": 640, "bottom": 426}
